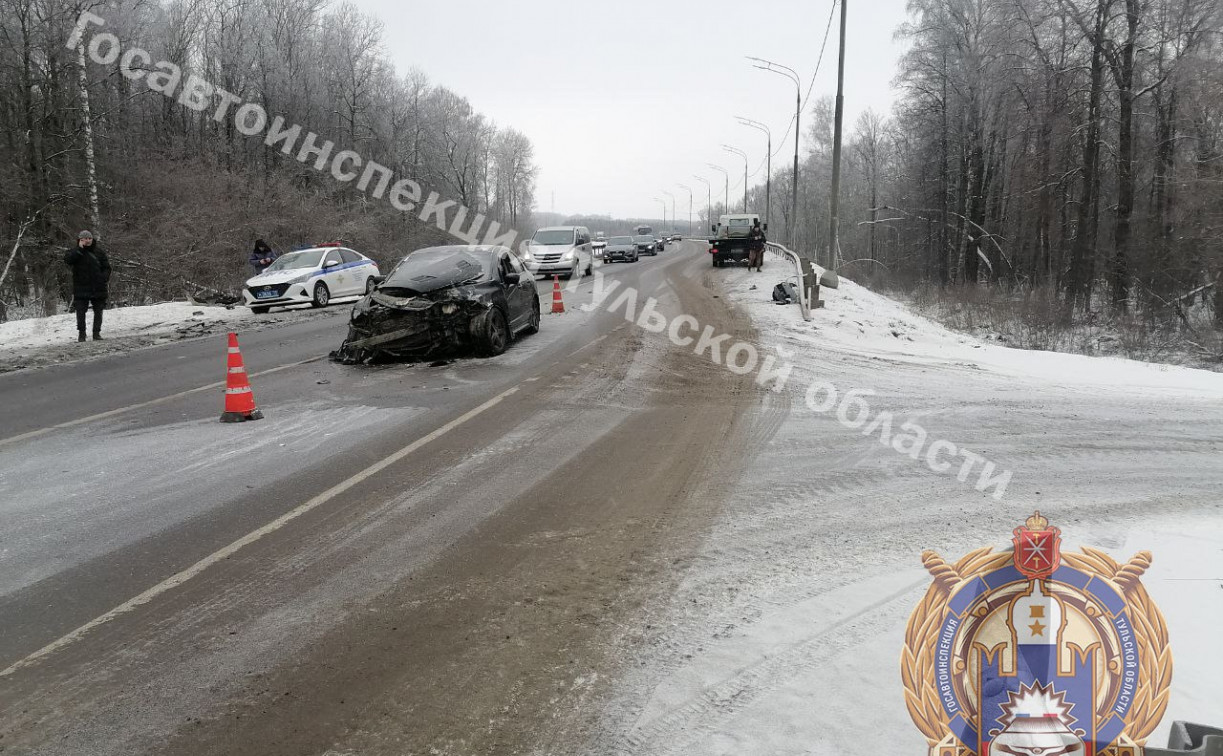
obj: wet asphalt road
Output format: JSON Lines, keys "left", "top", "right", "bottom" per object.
{"left": 0, "top": 242, "right": 763, "bottom": 755}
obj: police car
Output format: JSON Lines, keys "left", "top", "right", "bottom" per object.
{"left": 243, "top": 243, "right": 381, "bottom": 313}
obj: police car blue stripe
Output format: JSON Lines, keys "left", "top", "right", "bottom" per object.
{"left": 309, "top": 259, "right": 374, "bottom": 278}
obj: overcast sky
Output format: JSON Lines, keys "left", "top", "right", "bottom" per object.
{"left": 353, "top": 0, "right": 911, "bottom": 221}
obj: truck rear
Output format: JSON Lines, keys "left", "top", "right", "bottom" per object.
{"left": 708, "top": 213, "right": 762, "bottom": 267}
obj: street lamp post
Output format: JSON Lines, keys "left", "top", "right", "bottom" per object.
{"left": 722, "top": 145, "right": 749, "bottom": 213}
{"left": 692, "top": 175, "right": 711, "bottom": 235}
{"left": 737, "top": 117, "right": 771, "bottom": 229}
{"left": 676, "top": 183, "right": 693, "bottom": 236}
{"left": 707, "top": 164, "right": 728, "bottom": 221}
{"left": 748, "top": 56, "right": 802, "bottom": 252}
{"left": 653, "top": 197, "right": 666, "bottom": 230}
{"left": 662, "top": 190, "right": 676, "bottom": 234}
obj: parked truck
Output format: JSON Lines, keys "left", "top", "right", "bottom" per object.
{"left": 708, "top": 213, "right": 763, "bottom": 267}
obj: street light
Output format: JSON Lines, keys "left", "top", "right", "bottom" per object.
{"left": 692, "top": 175, "right": 711, "bottom": 235}
{"left": 653, "top": 196, "right": 666, "bottom": 230}
{"left": 722, "top": 144, "right": 749, "bottom": 213}
{"left": 662, "top": 190, "right": 676, "bottom": 234}
{"left": 748, "top": 56, "right": 801, "bottom": 251}
{"left": 676, "top": 183, "right": 693, "bottom": 236}
{"left": 737, "top": 117, "right": 771, "bottom": 228}
{"left": 706, "top": 163, "right": 729, "bottom": 220}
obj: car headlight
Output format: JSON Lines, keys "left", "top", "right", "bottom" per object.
{"left": 561, "top": 250, "right": 576, "bottom": 260}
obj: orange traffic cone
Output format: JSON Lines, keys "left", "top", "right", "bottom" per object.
{"left": 550, "top": 275, "right": 565, "bottom": 314}
{"left": 220, "top": 332, "right": 264, "bottom": 423}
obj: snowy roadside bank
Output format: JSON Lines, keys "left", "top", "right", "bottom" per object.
{"left": 0, "top": 300, "right": 350, "bottom": 374}
{"left": 579, "top": 267, "right": 1223, "bottom": 755}
{"left": 0, "top": 302, "right": 249, "bottom": 352}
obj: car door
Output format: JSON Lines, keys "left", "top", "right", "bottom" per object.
{"left": 500, "top": 252, "right": 531, "bottom": 329}
{"left": 321, "top": 249, "right": 344, "bottom": 293}
{"left": 577, "top": 229, "right": 592, "bottom": 270}
{"left": 339, "top": 249, "right": 364, "bottom": 294}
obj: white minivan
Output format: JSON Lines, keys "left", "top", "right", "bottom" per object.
{"left": 521, "top": 226, "right": 594, "bottom": 279}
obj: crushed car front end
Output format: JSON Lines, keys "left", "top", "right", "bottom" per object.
{"left": 333, "top": 284, "right": 498, "bottom": 363}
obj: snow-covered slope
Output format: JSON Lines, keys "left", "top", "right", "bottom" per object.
{"left": 0, "top": 302, "right": 250, "bottom": 354}
{"left": 784, "top": 273, "right": 1223, "bottom": 397}
{"left": 581, "top": 266, "right": 1223, "bottom": 756}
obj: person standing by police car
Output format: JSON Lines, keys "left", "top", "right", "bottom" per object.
{"left": 64, "top": 231, "right": 111, "bottom": 342}
{"left": 249, "top": 239, "right": 277, "bottom": 273}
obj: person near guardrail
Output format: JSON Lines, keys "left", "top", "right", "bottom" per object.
{"left": 748, "top": 221, "right": 766, "bottom": 272}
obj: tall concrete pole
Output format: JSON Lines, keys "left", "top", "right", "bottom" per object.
{"left": 828, "top": 0, "right": 848, "bottom": 270}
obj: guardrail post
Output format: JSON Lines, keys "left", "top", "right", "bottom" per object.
{"left": 1146, "top": 722, "right": 1223, "bottom": 755}
{"left": 796, "top": 257, "right": 824, "bottom": 310}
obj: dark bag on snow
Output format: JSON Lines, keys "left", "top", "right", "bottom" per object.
{"left": 772, "top": 281, "right": 797, "bottom": 304}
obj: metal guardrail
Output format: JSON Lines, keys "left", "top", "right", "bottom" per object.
{"left": 765, "top": 242, "right": 819, "bottom": 321}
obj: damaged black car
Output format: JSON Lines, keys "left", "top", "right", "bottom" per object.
{"left": 332, "top": 245, "right": 540, "bottom": 363}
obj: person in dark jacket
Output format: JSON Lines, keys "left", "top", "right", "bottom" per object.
{"left": 249, "top": 239, "right": 277, "bottom": 273}
{"left": 64, "top": 230, "right": 111, "bottom": 342}
{"left": 748, "top": 221, "right": 766, "bottom": 272}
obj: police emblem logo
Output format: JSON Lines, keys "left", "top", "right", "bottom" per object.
{"left": 901, "top": 512, "right": 1173, "bottom": 756}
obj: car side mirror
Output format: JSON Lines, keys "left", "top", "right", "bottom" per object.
{"left": 323, "top": 259, "right": 340, "bottom": 268}
{"left": 504, "top": 272, "right": 521, "bottom": 285}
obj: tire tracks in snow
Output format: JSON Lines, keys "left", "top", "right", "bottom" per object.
{"left": 607, "top": 576, "right": 925, "bottom": 756}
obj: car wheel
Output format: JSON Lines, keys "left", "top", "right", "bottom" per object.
{"left": 712, "top": 256, "right": 720, "bottom": 268}
{"left": 522, "top": 296, "right": 541, "bottom": 335}
{"left": 585, "top": 261, "right": 593, "bottom": 276}
{"left": 311, "top": 282, "right": 330, "bottom": 308}
{"left": 251, "top": 306, "right": 270, "bottom": 314}
{"left": 474, "top": 307, "right": 509, "bottom": 356}
{"left": 364, "top": 277, "right": 376, "bottom": 294}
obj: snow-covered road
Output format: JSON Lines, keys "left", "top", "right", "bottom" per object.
{"left": 585, "top": 266, "right": 1223, "bottom": 755}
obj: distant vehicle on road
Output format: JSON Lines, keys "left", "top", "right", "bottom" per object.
{"left": 709, "top": 213, "right": 764, "bottom": 267}
{"left": 592, "top": 232, "right": 607, "bottom": 258}
{"left": 633, "top": 235, "right": 657, "bottom": 257}
{"left": 521, "top": 226, "right": 594, "bottom": 279}
{"left": 670, "top": 234, "right": 682, "bottom": 242}
{"left": 653, "top": 236, "right": 666, "bottom": 252}
{"left": 243, "top": 243, "right": 380, "bottom": 313}
{"left": 603, "top": 236, "right": 639, "bottom": 263}
{"left": 335, "top": 245, "right": 539, "bottom": 362}
{"left": 635, "top": 225, "right": 653, "bottom": 236}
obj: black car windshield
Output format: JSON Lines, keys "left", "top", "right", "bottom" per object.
{"left": 383, "top": 247, "right": 492, "bottom": 293}
{"left": 532, "top": 229, "right": 575, "bottom": 245}
{"left": 609, "top": 236, "right": 633, "bottom": 244}
{"left": 265, "top": 249, "right": 325, "bottom": 271}
{"left": 633, "top": 236, "right": 652, "bottom": 243}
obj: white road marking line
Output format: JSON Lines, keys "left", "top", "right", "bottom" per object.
{"left": 566, "top": 334, "right": 609, "bottom": 359}
{"left": 0, "top": 384, "right": 521, "bottom": 678}
{"left": 0, "top": 357, "right": 323, "bottom": 448}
